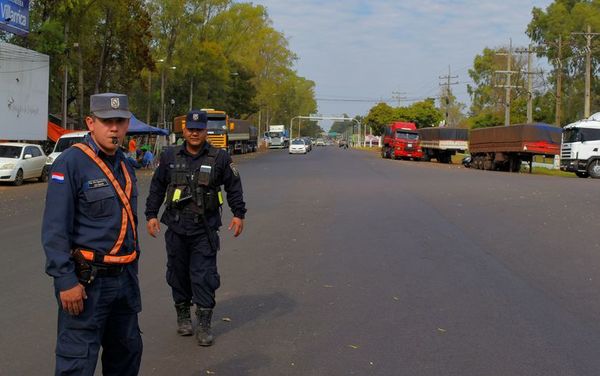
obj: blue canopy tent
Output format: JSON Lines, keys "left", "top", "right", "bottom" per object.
{"left": 127, "top": 115, "right": 169, "bottom": 136}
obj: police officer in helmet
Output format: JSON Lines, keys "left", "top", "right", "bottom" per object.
{"left": 42, "top": 93, "right": 143, "bottom": 375}
{"left": 145, "top": 110, "right": 246, "bottom": 346}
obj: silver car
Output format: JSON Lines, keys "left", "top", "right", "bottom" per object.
{"left": 0, "top": 143, "right": 48, "bottom": 185}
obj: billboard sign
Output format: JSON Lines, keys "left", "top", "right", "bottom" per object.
{"left": 0, "top": 42, "right": 49, "bottom": 140}
{"left": 0, "top": 0, "right": 29, "bottom": 36}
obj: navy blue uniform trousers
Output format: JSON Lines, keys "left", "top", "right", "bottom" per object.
{"left": 165, "top": 228, "right": 220, "bottom": 308}
{"left": 54, "top": 271, "right": 142, "bottom": 376}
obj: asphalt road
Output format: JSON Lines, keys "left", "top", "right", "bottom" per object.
{"left": 2, "top": 146, "right": 600, "bottom": 375}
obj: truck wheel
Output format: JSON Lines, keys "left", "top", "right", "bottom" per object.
{"left": 575, "top": 171, "right": 589, "bottom": 178}
{"left": 587, "top": 160, "right": 600, "bottom": 178}
{"left": 483, "top": 158, "right": 493, "bottom": 170}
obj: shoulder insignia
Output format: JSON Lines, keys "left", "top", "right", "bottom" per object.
{"left": 230, "top": 163, "right": 239, "bottom": 177}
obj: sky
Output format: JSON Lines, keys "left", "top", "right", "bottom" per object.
{"left": 254, "top": 0, "right": 554, "bottom": 130}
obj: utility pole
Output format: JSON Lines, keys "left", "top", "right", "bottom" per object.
{"left": 556, "top": 35, "right": 563, "bottom": 126}
{"left": 514, "top": 44, "right": 543, "bottom": 123}
{"left": 392, "top": 91, "right": 407, "bottom": 106}
{"left": 439, "top": 65, "right": 458, "bottom": 127}
{"left": 572, "top": 25, "right": 600, "bottom": 118}
{"left": 146, "top": 71, "right": 151, "bottom": 125}
{"left": 189, "top": 78, "right": 193, "bottom": 111}
{"left": 495, "top": 39, "right": 522, "bottom": 126}
{"left": 62, "top": 23, "right": 69, "bottom": 130}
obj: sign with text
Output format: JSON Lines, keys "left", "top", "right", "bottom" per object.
{"left": 0, "top": 0, "right": 29, "bottom": 36}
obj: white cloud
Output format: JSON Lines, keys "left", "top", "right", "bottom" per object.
{"left": 253, "top": 0, "right": 553, "bottom": 122}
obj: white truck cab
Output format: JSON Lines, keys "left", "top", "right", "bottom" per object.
{"left": 560, "top": 113, "right": 600, "bottom": 178}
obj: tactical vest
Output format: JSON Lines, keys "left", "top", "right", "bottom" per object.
{"left": 165, "top": 146, "right": 223, "bottom": 221}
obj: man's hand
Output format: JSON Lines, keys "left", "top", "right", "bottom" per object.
{"left": 60, "top": 283, "right": 87, "bottom": 316}
{"left": 147, "top": 218, "right": 161, "bottom": 238}
{"left": 228, "top": 217, "right": 244, "bottom": 237}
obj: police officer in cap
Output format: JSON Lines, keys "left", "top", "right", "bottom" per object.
{"left": 145, "top": 110, "right": 246, "bottom": 346}
{"left": 42, "top": 93, "right": 143, "bottom": 375}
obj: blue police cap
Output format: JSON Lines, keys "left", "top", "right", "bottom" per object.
{"left": 186, "top": 110, "right": 208, "bottom": 129}
{"left": 90, "top": 93, "right": 132, "bottom": 119}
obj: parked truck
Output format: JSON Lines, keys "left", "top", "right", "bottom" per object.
{"left": 468, "top": 123, "right": 561, "bottom": 172}
{"left": 174, "top": 109, "right": 257, "bottom": 154}
{"left": 560, "top": 113, "right": 600, "bottom": 178}
{"left": 381, "top": 121, "right": 423, "bottom": 160}
{"left": 268, "top": 125, "right": 289, "bottom": 149}
{"left": 418, "top": 127, "right": 468, "bottom": 163}
{"left": 229, "top": 118, "right": 258, "bottom": 154}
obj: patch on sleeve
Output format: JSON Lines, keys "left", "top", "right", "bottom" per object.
{"left": 229, "top": 163, "right": 240, "bottom": 177}
{"left": 51, "top": 172, "right": 65, "bottom": 183}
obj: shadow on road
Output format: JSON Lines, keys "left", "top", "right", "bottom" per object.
{"left": 214, "top": 292, "right": 296, "bottom": 336}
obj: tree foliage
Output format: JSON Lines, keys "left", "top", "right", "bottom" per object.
{"left": 527, "top": 0, "right": 600, "bottom": 123}
{"left": 6, "top": 0, "right": 316, "bottom": 130}
{"left": 364, "top": 100, "right": 443, "bottom": 135}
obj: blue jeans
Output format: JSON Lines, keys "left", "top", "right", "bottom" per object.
{"left": 54, "top": 270, "right": 142, "bottom": 376}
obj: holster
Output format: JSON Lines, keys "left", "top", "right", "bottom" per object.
{"left": 71, "top": 249, "right": 97, "bottom": 284}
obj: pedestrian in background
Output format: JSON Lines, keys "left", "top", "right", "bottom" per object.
{"left": 145, "top": 110, "right": 246, "bottom": 346}
{"left": 128, "top": 136, "right": 137, "bottom": 158}
{"left": 42, "top": 93, "right": 143, "bottom": 375}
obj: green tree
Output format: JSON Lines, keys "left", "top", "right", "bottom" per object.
{"left": 527, "top": 0, "right": 600, "bottom": 123}
{"left": 364, "top": 103, "right": 395, "bottom": 136}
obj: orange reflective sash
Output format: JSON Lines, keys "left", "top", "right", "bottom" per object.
{"left": 73, "top": 143, "right": 137, "bottom": 264}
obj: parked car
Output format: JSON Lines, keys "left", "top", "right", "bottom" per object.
{"left": 303, "top": 137, "right": 313, "bottom": 152}
{"left": 0, "top": 143, "right": 48, "bottom": 185}
{"left": 289, "top": 138, "right": 308, "bottom": 154}
{"left": 46, "top": 131, "right": 89, "bottom": 168}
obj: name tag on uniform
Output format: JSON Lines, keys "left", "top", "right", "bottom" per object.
{"left": 85, "top": 178, "right": 109, "bottom": 189}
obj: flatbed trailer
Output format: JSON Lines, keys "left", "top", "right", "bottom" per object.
{"left": 468, "top": 123, "right": 561, "bottom": 172}
{"left": 418, "top": 127, "right": 468, "bottom": 163}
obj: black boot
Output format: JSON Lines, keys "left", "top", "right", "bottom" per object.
{"left": 195, "top": 307, "right": 214, "bottom": 346}
{"left": 174, "top": 303, "right": 193, "bottom": 336}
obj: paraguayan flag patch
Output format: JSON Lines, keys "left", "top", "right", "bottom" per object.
{"left": 51, "top": 172, "right": 65, "bottom": 183}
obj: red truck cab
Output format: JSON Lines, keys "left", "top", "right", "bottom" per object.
{"left": 381, "top": 122, "right": 423, "bottom": 160}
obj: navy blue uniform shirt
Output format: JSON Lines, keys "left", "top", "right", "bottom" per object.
{"left": 145, "top": 142, "right": 246, "bottom": 236}
{"left": 42, "top": 135, "right": 139, "bottom": 291}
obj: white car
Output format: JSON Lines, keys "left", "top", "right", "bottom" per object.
{"left": 289, "top": 138, "right": 308, "bottom": 154}
{"left": 0, "top": 143, "right": 48, "bottom": 185}
{"left": 46, "top": 131, "right": 89, "bottom": 167}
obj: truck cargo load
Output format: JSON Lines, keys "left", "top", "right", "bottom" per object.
{"left": 418, "top": 127, "right": 468, "bottom": 163}
{"left": 468, "top": 123, "right": 561, "bottom": 172}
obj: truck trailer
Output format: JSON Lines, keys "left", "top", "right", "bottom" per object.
{"left": 468, "top": 123, "right": 561, "bottom": 172}
{"left": 418, "top": 127, "right": 468, "bottom": 163}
